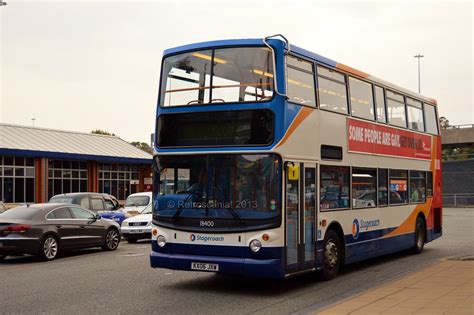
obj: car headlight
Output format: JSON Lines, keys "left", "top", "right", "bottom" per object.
{"left": 122, "top": 221, "right": 128, "bottom": 227}
{"left": 249, "top": 239, "right": 262, "bottom": 253}
{"left": 157, "top": 235, "right": 166, "bottom": 247}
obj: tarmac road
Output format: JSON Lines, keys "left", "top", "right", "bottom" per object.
{"left": 1, "top": 208, "right": 473, "bottom": 315}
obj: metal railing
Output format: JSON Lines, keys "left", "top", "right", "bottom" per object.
{"left": 442, "top": 153, "right": 474, "bottom": 161}
{"left": 448, "top": 124, "right": 474, "bottom": 129}
{"left": 443, "top": 193, "right": 474, "bottom": 207}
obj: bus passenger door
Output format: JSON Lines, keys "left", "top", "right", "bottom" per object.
{"left": 285, "top": 162, "right": 317, "bottom": 273}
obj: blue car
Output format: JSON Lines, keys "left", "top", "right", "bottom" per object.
{"left": 99, "top": 210, "right": 127, "bottom": 225}
{"left": 49, "top": 192, "right": 128, "bottom": 223}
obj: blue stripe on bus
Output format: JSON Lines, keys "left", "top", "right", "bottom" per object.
{"left": 151, "top": 241, "right": 284, "bottom": 260}
{"left": 290, "top": 45, "right": 338, "bottom": 68}
{"left": 345, "top": 232, "right": 415, "bottom": 264}
{"left": 344, "top": 227, "right": 397, "bottom": 245}
{"left": 163, "top": 39, "right": 265, "bottom": 56}
{"left": 161, "top": 38, "right": 339, "bottom": 68}
{"left": 155, "top": 98, "right": 302, "bottom": 153}
{"left": 284, "top": 103, "right": 303, "bottom": 133}
{"left": 150, "top": 251, "right": 285, "bottom": 278}
{"left": 150, "top": 231, "right": 417, "bottom": 277}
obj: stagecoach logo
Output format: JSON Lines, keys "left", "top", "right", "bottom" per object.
{"left": 352, "top": 218, "right": 381, "bottom": 240}
{"left": 352, "top": 219, "right": 360, "bottom": 240}
{"left": 189, "top": 234, "right": 224, "bottom": 242}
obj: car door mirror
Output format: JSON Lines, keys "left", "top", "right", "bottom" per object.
{"left": 88, "top": 214, "right": 101, "bottom": 224}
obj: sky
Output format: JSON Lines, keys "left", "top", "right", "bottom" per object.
{"left": 0, "top": 0, "right": 472, "bottom": 143}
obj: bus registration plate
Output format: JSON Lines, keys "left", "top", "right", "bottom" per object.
{"left": 191, "top": 262, "right": 219, "bottom": 272}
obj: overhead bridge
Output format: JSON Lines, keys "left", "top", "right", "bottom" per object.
{"left": 441, "top": 124, "right": 474, "bottom": 149}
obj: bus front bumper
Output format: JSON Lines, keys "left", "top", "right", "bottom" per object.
{"left": 150, "top": 251, "right": 285, "bottom": 279}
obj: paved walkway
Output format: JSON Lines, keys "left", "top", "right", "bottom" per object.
{"left": 317, "top": 259, "right": 474, "bottom": 314}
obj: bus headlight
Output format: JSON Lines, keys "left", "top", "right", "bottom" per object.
{"left": 157, "top": 235, "right": 166, "bottom": 247}
{"left": 249, "top": 239, "right": 262, "bottom": 253}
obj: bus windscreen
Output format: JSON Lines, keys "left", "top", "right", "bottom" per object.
{"left": 160, "top": 47, "right": 274, "bottom": 107}
{"left": 153, "top": 154, "right": 281, "bottom": 222}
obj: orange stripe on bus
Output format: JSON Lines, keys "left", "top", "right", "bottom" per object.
{"left": 383, "top": 201, "right": 431, "bottom": 238}
{"left": 336, "top": 63, "right": 369, "bottom": 78}
{"left": 387, "top": 135, "right": 439, "bottom": 238}
{"left": 275, "top": 107, "right": 313, "bottom": 148}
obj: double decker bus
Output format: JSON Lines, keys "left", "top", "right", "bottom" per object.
{"left": 150, "top": 35, "right": 442, "bottom": 279}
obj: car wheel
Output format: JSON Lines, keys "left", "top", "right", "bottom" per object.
{"left": 102, "top": 228, "right": 120, "bottom": 251}
{"left": 126, "top": 238, "right": 138, "bottom": 244}
{"left": 411, "top": 217, "right": 426, "bottom": 254}
{"left": 0, "top": 254, "right": 6, "bottom": 262}
{"left": 39, "top": 235, "right": 59, "bottom": 261}
{"left": 322, "top": 229, "right": 342, "bottom": 281}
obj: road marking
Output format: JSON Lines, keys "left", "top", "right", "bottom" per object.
{"left": 117, "top": 253, "right": 145, "bottom": 257}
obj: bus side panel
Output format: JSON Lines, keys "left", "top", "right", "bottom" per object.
{"left": 428, "top": 135, "right": 443, "bottom": 242}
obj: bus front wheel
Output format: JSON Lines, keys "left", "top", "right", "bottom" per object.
{"left": 322, "top": 229, "right": 341, "bottom": 281}
{"left": 411, "top": 217, "right": 426, "bottom": 254}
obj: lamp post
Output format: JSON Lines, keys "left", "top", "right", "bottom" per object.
{"left": 414, "top": 54, "right": 424, "bottom": 94}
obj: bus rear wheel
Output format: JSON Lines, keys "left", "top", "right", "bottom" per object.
{"left": 411, "top": 217, "right": 426, "bottom": 254}
{"left": 322, "top": 229, "right": 342, "bottom": 281}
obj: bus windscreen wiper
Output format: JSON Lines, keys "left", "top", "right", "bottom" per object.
{"left": 226, "top": 206, "right": 245, "bottom": 225}
{"left": 172, "top": 192, "right": 199, "bottom": 222}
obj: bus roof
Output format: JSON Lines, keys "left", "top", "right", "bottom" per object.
{"left": 163, "top": 38, "right": 437, "bottom": 106}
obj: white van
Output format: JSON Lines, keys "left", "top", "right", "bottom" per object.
{"left": 123, "top": 192, "right": 152, "bottom": 214}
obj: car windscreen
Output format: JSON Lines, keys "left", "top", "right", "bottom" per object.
{"left": 49, "top": 196, "right": 76, "bottom": 204}
{"left": 0, "top": 207, "right": 41, "bottom": 220}
{"left": 125, "top": 196, "right": 150, "bottom": 207}
{"left": 141, "top": 204, "right": 152, "bottom": 214}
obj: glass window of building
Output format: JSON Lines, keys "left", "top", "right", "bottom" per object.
{"left": 389, "top": 169, "right": 408, "bottom": 204}
{"left": 352, "top": 168, "right": 377, "bottom": 208}
{"left": 349, "top": 77, "right": 375, "bottom": 120}
{"left": 317, "top": 66, "right": 348, "bottom": 114}
{"left": 98, "top": 163, "right": 140, "bottom": 200}
{"left": 409, "top": 171, "right": 426, "bottom": 203}
{"left": 286, "top": 56, "right": 316, "bottom": 107}
{"left": 374, "top": 86, "right": 387, "bottom": 123}
{"left": 0, "top": 156, "right": 35, "bottom": 203}
{"left": 378, "top": 169, "right": 388, "bottom": 206}
{"left": 48, "top": 160, "right": 88, "bottom": 200}
{"left": 386, "top": 90, "right": 407, "bottom": 128}
{"left": 407, "top": 98, "right": 425, "bottom": 131}
{"left": 320, "top": 165, "right": 350, "bottom": 210}
{"left": 159, "top": 168, "right": 191, "bottom": 195}
{"left": 424, "top": 104, "right": 439, "bottom": 135}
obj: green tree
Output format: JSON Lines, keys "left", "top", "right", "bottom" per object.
{"left": 439, "top": 116, "right": 450, "bottom": 130}
{"left": 91, "top": 129, "right": 116, "bottom": 136}
{"left": 439, "top": 116, "right": 474, "bottom": 161}
{"left": 130, "top": 141, "right": 152, "bottom": 154}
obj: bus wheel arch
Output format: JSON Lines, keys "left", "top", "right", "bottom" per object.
{"left": 322, "top": 222, "right": 345, "bottom": 280}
